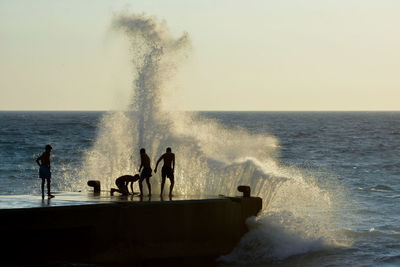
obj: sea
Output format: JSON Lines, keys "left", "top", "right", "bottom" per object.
{"left": 0, "top": 111, "right": 399, "bottom": 266}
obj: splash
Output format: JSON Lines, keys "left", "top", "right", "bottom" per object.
{"left": 74, "top": 12, "right": 347, "bottom": 263}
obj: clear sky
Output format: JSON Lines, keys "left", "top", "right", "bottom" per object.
{"left": 1, "top": 0, "right": 399, "bottom": 111}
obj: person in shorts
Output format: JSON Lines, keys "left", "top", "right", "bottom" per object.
{"left": 36, "top": 144, "right": 54, "bottom": 199}
{"left": 154, "top": 147, "right": 175, "bottom": 196}
{"left": 111, "top": 174, "right": 140, "bottom": 196}
{"left": 138, "top": 148, "right": 152, "bottom": 196}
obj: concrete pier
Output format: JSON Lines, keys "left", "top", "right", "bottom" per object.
{"left": 0, "top": 192, "right": 262, "bottom": 265}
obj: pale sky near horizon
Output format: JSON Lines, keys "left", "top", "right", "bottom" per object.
{"left": 1, "top": 0, "right": 399, "bottom": 111}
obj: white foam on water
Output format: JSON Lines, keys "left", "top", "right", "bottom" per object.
{"left": 63, "top": 12, "right": 349, "bottom": 263}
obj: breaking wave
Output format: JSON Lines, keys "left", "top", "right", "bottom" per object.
{"left": 66, "top": 12, "right": 348, "bottom": 262}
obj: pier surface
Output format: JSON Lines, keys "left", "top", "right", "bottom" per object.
{"left": 0, "top": 192, "right": 262, "bottom": 265}
{"left": 0, "top": 192, "right": 227, "bottom": 209}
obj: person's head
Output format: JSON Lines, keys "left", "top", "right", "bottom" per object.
{"left": 45, "top": 144, "right": 52, "bottom": 152}
{"left": 166, "top": 147, "right": 172, "bottom": 153}
{"left": 140, "top": 148, "right": 145, "bottom": 154}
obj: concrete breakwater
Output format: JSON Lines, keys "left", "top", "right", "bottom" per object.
{"left": 0, "top": 192, "right": 262, "bottom": 265}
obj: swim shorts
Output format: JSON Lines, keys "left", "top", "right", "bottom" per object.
{"left": 39, "top": 166, "right": 51, "bottom": 179}
{"left": 140, "top": 168, "right": 152, "bottom": 179}
{"left": 161, "top": 166, "right": 174, "bottom": 180}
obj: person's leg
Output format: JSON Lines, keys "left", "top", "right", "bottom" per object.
{"left": 160, "top": 177, "right": 166, "bottom": 195}
{"left": 47, "top": 178, "right": 50, "bottom": 195}
{"left": 41, "top": 178, "right": 45, "bottom": 199}
{"left": 169, "top": 170, "right": 175, "bottom": 196}
{"left": 169, "top": 178, "right": 174, "bottom": 196}
{"left": 138, "top": 178, "right": 144, "bottom": 196}
{"left": 121, "top": 185, "right": 129, "bottom": 196}
{"left": 47, "top": 179, "right": 54, "bottom": 198}
{"left": 161, "top": 167, "right": 167, "bottom": 196}
{"left": 111, "top": 187, "right": 124, "bottom": 195}
{"left": 116, "top": 181, "right": 128, "bottom": 195}
{"left": 146, "top": 177, "right": 151, "bottom": 196}
{"left": 110, "top": 188, "right": 116, "bottom": 195}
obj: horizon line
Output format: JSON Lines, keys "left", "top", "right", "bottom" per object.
{"left": 1, "top": 109, "right": 400, "bottom": 112}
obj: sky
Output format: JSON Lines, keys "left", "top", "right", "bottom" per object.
{"left": 0, "top": 0, "right": 399, "bottom": 111}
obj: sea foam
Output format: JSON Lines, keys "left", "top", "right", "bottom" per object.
{"left": 70, "top": 12, "right": 348, "bottom": 262}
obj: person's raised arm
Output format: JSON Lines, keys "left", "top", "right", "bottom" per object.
{"left": 154, "top": 155, "right": 164, "bottom": 173}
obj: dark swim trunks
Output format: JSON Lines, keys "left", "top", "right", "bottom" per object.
{"left": 162, "top": 166, "right": 174, "bottom": 180}
{"left": 140, "top": 168, "right": 152, "bottom": 179}
{"left": 39, "top": 166, "right": 51, "bottom": 179}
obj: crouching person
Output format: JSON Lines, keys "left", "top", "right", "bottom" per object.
{"left": 111, "top": 174, "right": 140, "bottom": 196}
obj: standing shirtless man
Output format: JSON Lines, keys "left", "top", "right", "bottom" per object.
{"left": 154, "top": 147, "right": 175, "bottom": 196}
{"left": 138, "top": 148, "right": 152, "bottom": 196}
{"left": 36, "top": 144, "right": 54, "bottom": 199}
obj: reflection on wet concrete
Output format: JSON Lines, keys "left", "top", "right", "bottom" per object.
{"left": 0, "top": 192, "right": 226, "bottom": 209}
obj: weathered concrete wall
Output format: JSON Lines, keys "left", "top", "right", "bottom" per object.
{"left": 0, "top": 196, "right": 262, "bottom": 264}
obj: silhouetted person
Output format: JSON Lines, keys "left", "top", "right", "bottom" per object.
{"left": 36, "top": 144, "right": 54, "bottom": 199}
{"left": 111, "top": 174, "right": 140, "bottom": 196}
{"left": 155, "top": 147, "right": 175, "bottom": 196}
{"left": 139, "top": 148, "right": 152, "bottom": 196}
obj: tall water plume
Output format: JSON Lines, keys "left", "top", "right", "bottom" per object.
{"left": 75, "top": 12, "right": 348, "bottom": 263}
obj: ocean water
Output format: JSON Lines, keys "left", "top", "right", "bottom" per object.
{"left": 2, "top": 12, "right": 400, "bottom": 267}
{"left": 0, "top": 111, "right": 399, "bottom": 266}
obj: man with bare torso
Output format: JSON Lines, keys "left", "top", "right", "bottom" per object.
{"left": 111, "top": 174, "right": 140, "bottom": 196}
{"left": 36, "top": 144, "right": 54, "bottom": 199}
{"left": 154, "top": 147, "right": 175, "bottom": 196}
{"left": 139, "top": 148, "right": 152, "bottom": 196}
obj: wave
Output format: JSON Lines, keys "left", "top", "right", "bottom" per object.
{"left": 371, "top": 185, "right": 394, "bottom": 192}
{"left": 337, "top": 229, "right": 400, "bottom": 240}
{"left": 359, "top": 185, "right": 395, "bottom": 193}
{"left": 60, "top": 12, "right": 349, "bottom": 262}
{"left": 381, "top": 255, "right": 400, "bottom": 265}
{"left": 219, "top": 211, "right": 340, "bottom": 263}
